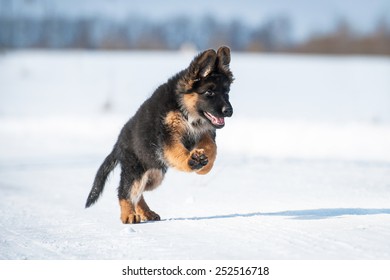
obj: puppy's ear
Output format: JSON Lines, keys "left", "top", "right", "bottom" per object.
{"left": 216, "top": 46, "right": 234, "bottom": 83}
{"left": 216, "top": 46, "right": 231, "bottom": 71}
{"left": 188, "top": 49, "right": 217, "bottom": 79}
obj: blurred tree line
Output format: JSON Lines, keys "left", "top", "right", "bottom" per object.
{"left": 0, "top": 14, "right": 389, "bottom": 55}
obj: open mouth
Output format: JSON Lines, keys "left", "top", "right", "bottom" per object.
{"left": 203, "top": 111, "right": 225, "bottom": 128}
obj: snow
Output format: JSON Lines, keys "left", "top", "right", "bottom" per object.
{"left": 0, "top": 51, "right": 390, "bottom": 259}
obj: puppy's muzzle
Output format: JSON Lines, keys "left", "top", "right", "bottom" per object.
{"left": 222, "top": 105, "right": 233, "bottom": 117}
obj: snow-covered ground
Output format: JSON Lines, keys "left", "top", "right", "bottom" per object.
{"left": 0, "top": 51, "right": 390, "bottom": 259}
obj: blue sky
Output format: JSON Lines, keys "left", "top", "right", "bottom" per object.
{"left": 2, "top": 0, "right": 390, "bottom": 40}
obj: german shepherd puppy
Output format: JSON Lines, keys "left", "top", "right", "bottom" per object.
{"left": 85, "top": 46, "right": 234, "bottom": 224}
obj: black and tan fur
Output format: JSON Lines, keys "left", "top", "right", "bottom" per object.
{"left": 85, "top": 46, "right": 234, "bottom": 223}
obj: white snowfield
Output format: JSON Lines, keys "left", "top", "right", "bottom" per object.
{"left": 0, "top": 51, "right": 390, "bottom": 260}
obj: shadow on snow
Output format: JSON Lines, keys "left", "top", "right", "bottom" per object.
{"left": 165, "top": 208, "right": 390, "bottom": 221}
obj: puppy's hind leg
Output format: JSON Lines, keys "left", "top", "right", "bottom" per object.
{"left": 134, "top": 169, "right": 164, "bottom": 222}
{"left": 119, "top": 199, "right": 140, "bottom": 224}
{"left": 136, "top": 195, "right": 160, "bottom": 222}
{"left": 118, "top": 171, "right": 141, "bottom": 224}
{"left": 119, "top": 168, "right": 164, "bottom": 223}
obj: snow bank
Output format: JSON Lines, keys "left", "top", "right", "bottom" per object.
{"left": 219, "top": 117, "right": 390, "bottom": 162}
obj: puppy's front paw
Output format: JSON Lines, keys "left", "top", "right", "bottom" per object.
{"left": 188, "top": 149, "right": 208, "bottom": 170}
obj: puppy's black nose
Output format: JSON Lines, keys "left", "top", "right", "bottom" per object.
{"left": 222, "top": 106, "right": 233, "bottom": 117}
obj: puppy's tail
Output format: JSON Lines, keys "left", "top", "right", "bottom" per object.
{"left": 85, "top": 149, "right": 118, "bottom": 208}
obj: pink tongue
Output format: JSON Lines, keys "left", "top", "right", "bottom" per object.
{"left": 214, "top": 116, "right": 224, "bottom": 125}
{"left": 208, "top": 113, "right": 225, "bottom": 125}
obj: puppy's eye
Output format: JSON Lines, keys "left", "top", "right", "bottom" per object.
{"left": 204, "top": 90, "right": 215, "bottom": 97}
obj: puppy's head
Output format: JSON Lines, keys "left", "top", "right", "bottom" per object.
{"left": 177, "top": 46, "right": 234, "bottom": 129}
